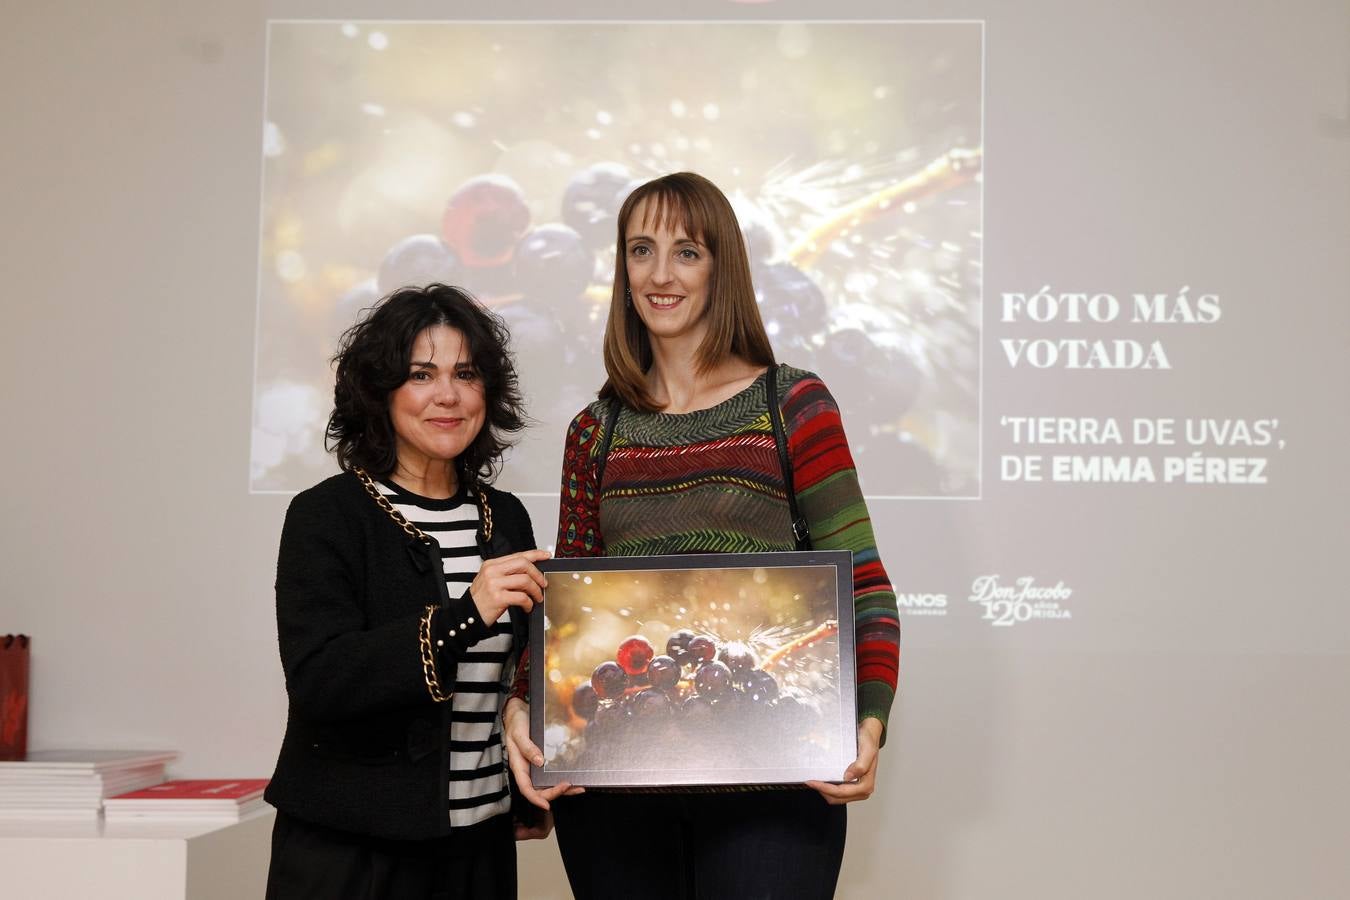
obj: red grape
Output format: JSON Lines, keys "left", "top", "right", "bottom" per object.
{"left": 440, "top": 174, "right": 530, "bottom": 268}
{"left": 616, "top": 636, "right": 655, "bottom": 676}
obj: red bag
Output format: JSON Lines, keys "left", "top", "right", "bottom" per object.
{"left": 1, "top": 635, "right": 30, "bottom": 760}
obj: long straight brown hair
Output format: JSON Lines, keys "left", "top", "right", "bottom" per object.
{"left": 599, "top": 172, "right": 776, "bottom": 412}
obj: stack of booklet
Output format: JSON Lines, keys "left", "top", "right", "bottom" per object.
{"left": 104, "top": 778, "right": 269, "bottom": 822}
{"left": 0, "top": 749, "right": 175, "bottom": 820}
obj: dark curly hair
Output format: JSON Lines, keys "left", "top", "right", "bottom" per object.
{"left": 326, "top": 284, "right": 525, "bottom": 484}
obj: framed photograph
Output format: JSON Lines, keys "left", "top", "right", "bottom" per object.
{"left": 529, "top": 551, "right": 857, "bottom": 788}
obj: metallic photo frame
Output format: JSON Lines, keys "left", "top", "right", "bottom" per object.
{"left": 530, "top": 550, "right": 857, "bottom": 787}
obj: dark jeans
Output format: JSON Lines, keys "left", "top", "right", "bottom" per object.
{"left": 552, "top": 789, "right": 846, "bottom": 900}
{"left": 264, "top": 810, "right": 516, "bottom": 900}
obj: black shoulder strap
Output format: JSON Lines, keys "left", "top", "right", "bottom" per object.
{"left": 594, "top": 400, "right": 622, "bottom": 493}
{"left": 766, "top": 365, "right": 811, "bottom": 551}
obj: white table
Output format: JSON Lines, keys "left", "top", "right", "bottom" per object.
{"left": 0, "top": 808, "right": 274, "bottom": 899}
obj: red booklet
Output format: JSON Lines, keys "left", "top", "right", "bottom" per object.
{"left": 1, "top": 635, "right": 29, "bottom": 761}
{"left": 108, "top": 779, "right": 268, "bottom": 804}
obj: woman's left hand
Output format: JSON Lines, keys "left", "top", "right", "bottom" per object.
{"left": 805, "top": 717, "right": 883, "bottom": 805}
{"left": 502, "top": 697, "right": 584, "bottom": 811}
{"left": 513, "top": 810, "right": 553, "bottom": 841}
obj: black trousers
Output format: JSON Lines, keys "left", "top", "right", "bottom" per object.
{"left": 264, "top": 810, "right": 516, "bottom": 900}
{"left": 552, "top": 789, "right": 847, "bottom": 900}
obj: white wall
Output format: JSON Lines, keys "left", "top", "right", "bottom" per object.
{"left": 3, "top": 2, "right": 1346, "bottom": 898}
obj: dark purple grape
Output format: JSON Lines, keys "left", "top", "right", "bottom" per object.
{"left": 744, "top": 669, "right": 779, "bottom": 703}
{"left": 632, "top": 689, "right": 672, "bottom": 718}
{"left": 561, "top": 162, "right": 632, "bottom": 249}
{"left": 491, "top": 298, "right": 582, "bottom": 414}
{"left": 616, "top": 636, "right": 655, "bottom": 676}
{"left": 693, "top": 661, "right": 732, "bottom": 698}
{"left": 665, "top": 629, "right": 695, "bottom": 658}
{"left": 753, "top": 262, "right": 830, "bottom": 343}
{"left": 329, "top": 278, "right": 380, "bottom": 345}
{"left": 718, "top": 642, "right": 758, "bottom": 679}
{"left": 377, "top": 233, "right": 461, "bottom": 294}
{"left": 842, "top": 338, "right": 918, "bottom": 421}
{"left": 571, "top": 683, "right": 599, "bottom": 720}
{"left": 494, "top": 299, "right": 562, "bottom": 347}
{"left": 647, "top": 655, "right": 680, "bottom": 690}
{"left": 814, "top": 330, "right": 924, "bottom": 457}
{"left": 593, "top": 701, "right": 628, "bottom": 729}
{"left": 453, "top": 259, "right": 516, "bottom": 299}
{"left": 686, "top": 635, "right": 717, "bottom": 664}
{"left": 513, "top": 224, "right": 592, "bottom": 301}
{"left": 591, "top": 660, "right": 627, "bottom": 700}
{"left": 741, "top": 215, "right": 776, "bottom": 266}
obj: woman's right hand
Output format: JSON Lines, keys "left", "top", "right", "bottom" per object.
{"left": 469, "top": 549, "right": 551, "bottom": 626}
{"left": 503, "top": 697, "right": 583, "bottom": 811}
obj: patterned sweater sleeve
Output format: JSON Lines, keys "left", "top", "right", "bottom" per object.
{"left": 510, "top": 406, "right": 608, "bottom": 701}
{"left": 555, "top": 405, "right": 609, "bottom": 559}
{"left": 782, "top": 374, "right": 901, "bottom": 744}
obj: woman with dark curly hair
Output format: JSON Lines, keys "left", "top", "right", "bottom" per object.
{"left": 264, "top": 284, "right": 572, "bottom": 899}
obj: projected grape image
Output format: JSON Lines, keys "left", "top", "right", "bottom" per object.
{"left": 252, "top": 22, "right": 982, "bottom": 497}
{"left": 538, "top": 565, "right": 845, "bottom": 780}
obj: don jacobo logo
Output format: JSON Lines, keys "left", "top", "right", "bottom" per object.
{"left": 895, "top": 591, "right": 948, "bottom": 617}
{"left": 968, "top": 575, "right": 1073, "bottom": 627}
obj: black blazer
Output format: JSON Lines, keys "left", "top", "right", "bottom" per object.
{"left": 264, "top": 471, "right": 535, "bottom": 840}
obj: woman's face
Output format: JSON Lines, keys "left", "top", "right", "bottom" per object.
{"left": 624, "top": 196, "right": 713, "bottom": 346}
{"left": 388, "top": 325, "right": 486, "bottom": 476}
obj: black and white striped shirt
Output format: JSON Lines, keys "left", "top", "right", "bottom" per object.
{"left": 379, "top": 479, "right": 512, "bottom": 828}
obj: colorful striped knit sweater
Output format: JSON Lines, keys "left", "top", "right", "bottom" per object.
{"left": 520, "top": 365, "right": 900, "bottom": 739}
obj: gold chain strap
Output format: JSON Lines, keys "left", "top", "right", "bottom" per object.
{"left": 353, "top": 467, "right": 431, "bottom": 543}
{"left": 352, "top": 466, "right": 493, "bottom": 543}
{"left": 417, "top": 605, "right": 452, "bottom": 702}
{"left": 479, "top": 485, "right": 493, "bottom": 542}
{"left": 352, "top": 466, "right": 494, "bottom": 704}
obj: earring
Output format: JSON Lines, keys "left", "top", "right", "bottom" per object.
{"left": 624, "top": 287, "right": 633, "bottom": 307}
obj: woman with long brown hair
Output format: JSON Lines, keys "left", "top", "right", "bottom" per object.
{"left": 505, "top": 173, "right": 900, "bottom": 899}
